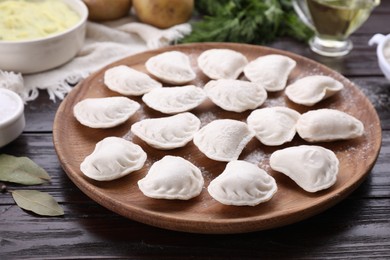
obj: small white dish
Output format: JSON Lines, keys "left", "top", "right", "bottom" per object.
{"left": 0, "top": 0, "right": 88, "bottom": 74}
{"left": 0, "top": 89, "right": 25, "bottom": 147}
{"left": 369, "top": 33, "right": 390, "bottom": 81}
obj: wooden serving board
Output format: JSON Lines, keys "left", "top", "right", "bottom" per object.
{"left": 53, "top": 43, "right": 382, "bottom": 234}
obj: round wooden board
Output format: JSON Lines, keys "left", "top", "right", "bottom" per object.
{"left": 53, "top": 43, "right": 382, "bottom": 234}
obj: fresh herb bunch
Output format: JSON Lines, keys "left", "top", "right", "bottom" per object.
{"left": 182, "top": 0, "right": 313, "bottom": 44}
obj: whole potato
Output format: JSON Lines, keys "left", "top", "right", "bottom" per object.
{"left": 83, "top": 0, "right": 132, "bottom": 22}
{"left": 133, "top": 0, "right": 193, "bottom": 29}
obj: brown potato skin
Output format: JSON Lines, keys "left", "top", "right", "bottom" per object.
{"left": 83, "top": 0, "right": 132, "bottom": 21}
{"left": 133, "top": 0, "right": 193, "bottom": 29}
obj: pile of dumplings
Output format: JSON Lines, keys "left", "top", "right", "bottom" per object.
{"left": 73, "top": 48, "right": 365, "bottom": 207}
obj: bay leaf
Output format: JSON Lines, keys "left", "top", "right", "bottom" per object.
{"left": 11, "top": 190, "right": 64, "bottom": 216}
{"left": 0, "top": 154, "right": 50, "bottom": 185}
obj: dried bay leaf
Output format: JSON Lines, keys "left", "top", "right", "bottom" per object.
{"left": 0, "top": 154, "right": 50, "bottom": 185}
{"left": 12, "top": 190, "right": 64, "bottom": 216}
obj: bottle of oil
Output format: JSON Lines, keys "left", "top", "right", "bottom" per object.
{"left": 306, "top": 0, "right": 380, "bottom": 40}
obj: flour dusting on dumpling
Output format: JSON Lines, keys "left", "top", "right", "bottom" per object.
{"left": 270, "top": 145, "right": 339, "bottom": 192}
{"left": 198, "top": 49, "right": 248, "bottom": 79}
{"left": 296, "top": 109, "right": 364, "bottom": 142}
{"left": 193, "top": 119, "right": 255, "bottom": 162}
{"left": 80, "top": 137, "right": 147, "bottom": 181}
{"left": 145, "top": 51, "right": 196, "bottom": 84}
{"left": 285, "top": 75, "right": 344, "bottom": 106}
{"left": 138, "top": 156, "right": 204, "bottom": 200}
{"left": 73, "top": 96, "right": 140, "bottom": 128}
{"left": 244, "top": 54, "right": 296, "bottom": 92}
{"left": 247, "top": 107, "right": 300, "bottom": 146}
{"left": 204, "top": 79, "right": 267, "bottom": 112}
{"left": 208, "top": 160, "right": 277, "bottom": 206}
{"left": 131, "top": 112, "right": 201, "bottom": 150}
{"left": 142, "top": 85, "right": 206, "bottom": 114}
{"left": 104, "top": 65, "right": 162, "bottom": 96}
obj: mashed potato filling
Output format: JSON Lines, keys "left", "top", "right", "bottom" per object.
{"left": 0, "top": 0, "right": 80, "bottom": 41}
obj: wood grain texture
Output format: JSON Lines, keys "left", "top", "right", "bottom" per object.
{"left": 1, "top": 199, "right": 390, "bottom": 259}
{"left": 0, "top": 1, "right": 389, "bottom": 258}
{"left": 52, "top": 43, "right": 381, "bottom": 234}
{"left": 1, "top": 132, "right": 389, "bottom": 258}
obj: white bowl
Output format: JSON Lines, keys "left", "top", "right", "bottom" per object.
{"left": 369, "top": 33, "right": 390, "bottom": 81}
{"left": 0, "top": 88, "right": 25, "bottom": 148}
{"left": 0, "top": 0, "right": 88, "bottom": 74}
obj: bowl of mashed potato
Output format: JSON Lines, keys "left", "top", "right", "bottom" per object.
{"left": 0, "top": 0, "right": 88, "bottom": 74}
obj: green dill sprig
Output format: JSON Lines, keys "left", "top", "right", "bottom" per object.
{"left": 182, "top": 0, "right": 313, "bottom": 44}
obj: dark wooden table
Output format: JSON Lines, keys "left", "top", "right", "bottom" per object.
{"left": 1, "top": 3, "right": 390, "bottom": 259}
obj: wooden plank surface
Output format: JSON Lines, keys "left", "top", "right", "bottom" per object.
{"left": 1, "top": 1, "right": 390, "bottom": 258}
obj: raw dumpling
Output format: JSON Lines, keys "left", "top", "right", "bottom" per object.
{"left": 197, "top": 49, "right": 248, "bottom": 79}
{"left": 131, "top": 112, "right": 201, "bottom": 150}
{"left": 244, "top": 54, "right": 296, "bottom": 92}
{"left": 145, "top": 51, "right": 196, "bottom": 84}
{"left": 104, "top": 65, "right": 162, "bottom": 96}
{"left": 80, "top": 137, "right": 147, "bottom": 181}
{"left": 296, "top": 109, "right": 364, "bottom": 142}
{"left": 270, "top": 145, "right": 339, "bottom": 192}
{"left": 247, "top": 107, "right": 301, "bottom": 146}
{"left": 285, "top": 75, "right": 344, "bottom": 106}
{"left": 204, "top": 79, "right": 267, "bottom": 112}
{"left": 193, "top": 119, "right": 255, "bottom": 162}
{"left": 142, "top": 85, "right": 206, "bottom": 114}
{"left": 138, "top": 155, "right": 204, "bottom": 200}
{"left": 208, "top": 160, "right": 277, "bottom": 206}
{"left": 73, "top": 96, "right": 140, "bottom": 128}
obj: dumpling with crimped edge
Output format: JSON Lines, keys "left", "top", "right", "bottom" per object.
{"left": 104, "top": 65, "right": 162, "bottom": 96}
{"left": 138, "top": 156, "right": 204, "bottom": 200}
{"left": 193, "top": 119, "right": 255, "bottom": 162}
{"left": 247, "top": 107, "right": 301, "bottom": 146}
{"left": 270, "top": 145, "right": 339, "bottom": 192}
{"left": 285, "top": 75, "right": 344, "bottom": 106}
{"left": 142, "top": 85, "right": 206, "bottom": 114}
{"left": 131, "top": 112, "right": 201, "bottom": 150}
{"left": 197, "top": 48, "right": 248, "bottom": 79}
{"left": 208, "top": 160, "right": 277, "bottom": 206}
{"left": 296, "top": 109, "right": 364, "bottom": 142}
{"left": 244, "top": 54, "right": 296, "bottom": 92}
{"left": 145, "top": 51, "right": 196, "bottom": 85}
{"left": 80, "top": 137, "right": 147, "bottom": 181}
{"left": 73, "top": 96, "right": 140, "bottom": 128}
{"left": 204, "top": 79, "right": 267, "bottom": 112}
